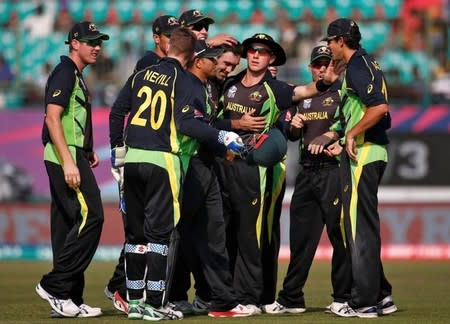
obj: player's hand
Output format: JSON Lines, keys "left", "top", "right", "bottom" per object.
{"left": 63, "top": 160, "right": 80, "bottom": 189}
{"left": 218, "top": 130, "right": 244, "bottom": 154}
{"left": 111, "top": 146, "right": 127, "bottom": 167}
{"left": 225, "top": 150, "right": 236, "bottom": 162}
{"left": 345, "top": 135, "right": 358, "bottom": 162}
{"left": 324, "top": 141, "right": 343, "bottom": 157}
{"left": 88, "top": 151, "right": 100, "bottom": 168}
{"left": 323, "top": 59, "right": 346, "bottom": 85}
{"left": 308, "top": 134, "right": 333, "bottom": 155}
{"left": 234, "top": 109, "right": 266, "bottom": 132}
{"left": 207, "top": 33, "right": 238, "bottom": 47}
{"left": 290, "top": 113, "right": 306, "bottom": 129}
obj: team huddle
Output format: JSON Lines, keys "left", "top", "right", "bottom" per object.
{"left": 35, "top": 8, "right": 397, "bottom": 321}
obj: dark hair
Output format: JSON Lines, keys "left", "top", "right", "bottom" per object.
{"left": 219, "top": 42, "right": 243, "bottom": 57}
{"left": 169, "top": 27, "right": 196, "bottom": 61}
{"left": 342, "top": 25, "right": 361, "bottom": 50}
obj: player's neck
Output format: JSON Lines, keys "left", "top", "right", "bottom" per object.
{"left": 242, "top": 70, "right": 265, "bottom": 87}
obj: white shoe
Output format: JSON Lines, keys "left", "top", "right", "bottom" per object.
{"left": 128, "top": 299, "right": 145, "bottom": 319}
{"left": 356, "top": 305, "right": 378, "bottom": 318}
{"left": 245, "top": 304, "right": 262, "bottom": 315}
{"left": 78, "top": 304, "right": 102, "bottom": 317}
{"left": 324, "top": 303, "right": 332, "bottom": 313}
{"left": 143, "top": 303, "right": 184, "bottom": 320}
{"left": 208, "top": 304, "right": 255, "bottom": 317}
{"left": 330, "top": 302, "right": 358, "bottom": 317}
{"left": 263, "top": 300, "right": 306, "bottom": 314}
{"left": 378, "top": 295, "right": 397, "bottom": 315}
{"left": 35, "top": 283, "right": 80, "bottom": 317}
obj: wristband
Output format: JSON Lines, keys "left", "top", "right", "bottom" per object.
{"left": 315, "top": 79, "right": 331, "bottom": 92}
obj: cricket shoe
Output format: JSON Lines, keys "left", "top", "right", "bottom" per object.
{"left": 245, "top": 304, "right": 262, "bottom": 315}
{"left": 324, "top": 303, "right": 332, "bottom": 313}
{"left": 51, "top": 304, "right": 102, "bottom": 318}
{"left": 78, "top": 304, "right": 102, "bottom": 317}
{"left": 128, "top": 299, "right": 144, "bottom": 320}
{"left": 263, "top": 300, "right": 306, "bottom": 314}
{"left": 356, "top": 306, "right": 378, "bottom": 318}
{"left": 143, "top": 303, "right": 183, "bottom": 321}
{"left": 192, "top": 295, "right": 211, "bottom": 314}
{"left": 172, "top": 300, "right": 194, "bottom": 315}
{"left": 330, "top": 302, "right": 358, "bottom": 317}
{"left": 35, "top": 283, "right": 80, "bottom": 317}
{"left": 104, "top": 286, "right": 114, "bottom": 300}
{"left": 378, "top": 295, "right": 397, "bottom": 315}
{"left": 208, "top": 304, "right": 256, "bottom": 317}
{"left": 113, "top": 291, "right": 128, "bottom": 314}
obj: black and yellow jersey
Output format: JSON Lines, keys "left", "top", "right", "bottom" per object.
{"left": 219, "top": 70, "right": 295, "bottom": 136}
{"left": 41, "top": 55, "right": 93, "bottom": 152}
{"left": 109, "top": 57, "right": 220, "bottom": 154}
{"left": 334, "top": 48, "right": 391, "bottom": 145}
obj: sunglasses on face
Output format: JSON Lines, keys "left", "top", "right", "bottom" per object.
{"left": 247, "top": 46, "right": 272, "bottom": 56}
{"left": 81, "top": 39, "right": 103, "bottom": 47}
{"left": 191, "top": 22, "right": 209, "bottom": 32}
{"left": 311, "top": 60, "right": 330, "bottom": 69}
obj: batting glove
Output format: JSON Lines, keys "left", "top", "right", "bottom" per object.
{"left": 218, "top": 130, "right": 244, "bottom": 154}
{"left": 111, "top": 146, "right": 127, "bottom": 168}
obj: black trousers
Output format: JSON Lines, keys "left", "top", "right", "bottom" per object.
{"left": 340, "top": 155, "right": 392, "bottom": 308}
{"left": 40, "top": 148, "right": 104, "bottom": 305}
{"left": 215, "top": 158, "right": 284, "bottom": 305}
{"left": 277, "top": 164, "right": 352, "bottom": 308}
{"left": 124, "top": 160, "right": 181, "bottom": 307}
{"left": 171, "top": 156, "right": 238, "bottom": 311}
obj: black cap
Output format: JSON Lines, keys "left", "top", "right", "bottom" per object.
{"left": 65, "top": 21, "right": 109, "bottom": 44}
{"left": 152, "top": 15, "right": 180, "bottom": 36}
{"left": 321, "top": 18, "right": 361, "bottom": 41}
{"left": 242, "top": 33, "right": 286, "bottom": 66}
{"left": 179, "top": 9, "right": 214, "bottom": 26}
{"left": 310, "top": 45, "right": 332, "bottom": 63}
{"left": 194, "top": 40, "right": 224, "bottom": 58}
{"left": 245, "top": 128, "right": 287, "bottom": 167}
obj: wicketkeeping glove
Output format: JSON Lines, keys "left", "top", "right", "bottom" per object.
{"left": 218, "top": 130, "right": 244, "bottom": 154}
{"left": 111, "top": 146, "right": 126, "bottom": 213}
{"left": 111, "top": 146, "right": 127, "bottom": 168}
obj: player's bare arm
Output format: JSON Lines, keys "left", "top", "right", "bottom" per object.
{"left": 308, "top": 131, "right": 339, "bottom": 155}
{"left": 45, "top": 103, "right": 80, "bottom": 189}
{"left": 346, "top": 103, "right": 389, "bottom": 162}
{"left": 292, "top": 59, "right": 345, "bottom": 102}
{"left": 207, "top": 33, "right": 238, "bottom": 47}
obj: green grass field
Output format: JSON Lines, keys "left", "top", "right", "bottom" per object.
{"left": 1, "top": 260, "right": 449, "bottom": 323}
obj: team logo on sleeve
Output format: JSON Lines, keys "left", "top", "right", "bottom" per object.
{"left": 52, "top": 90, "right": 61, "bottom": 97}
{"left": 303, "top": 98, "right": 312, "bottom": 109}
{"left": 367, "top": 84, "right": 373, "bottom": 94}
{"left": 322, "top": 96, "right": 334, "bottom": 106}
{"left": 249, "top": 91, "right": 262, "bottom": 102}
{"left": 181, "top": 105, "right": 190, "bottom": 112}
{"left": 227, "top": 85, "right": 237, "bottom": 98}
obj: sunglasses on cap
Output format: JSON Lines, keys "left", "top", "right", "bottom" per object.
{"left": 247, "top": 46, "right": 272, "bottom": 56}
{"left": 191, "top": 22, "right": 209, "bottom": 32}
{"left": 80, "top": 39, "right": 103, "bottom": 47}
{"left": 311, "top": 60, "right": 330, "bottom": 69}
